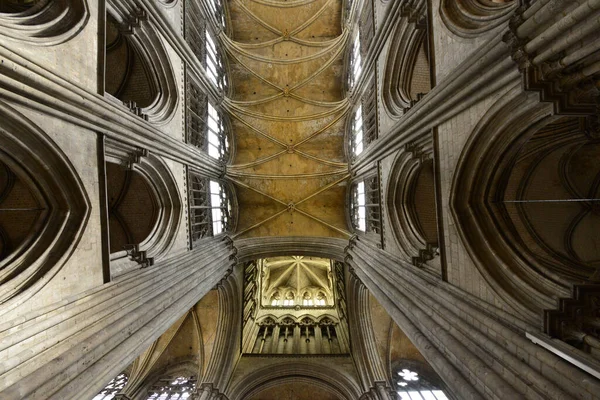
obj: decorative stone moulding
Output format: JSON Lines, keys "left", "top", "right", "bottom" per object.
{"left": 0, "top": 101, "right": 90, "bottom": 311}
{"left": 440, "top": 0, "right": 517, "bottom": 38}
{"left": 0, "top": 0, "right": 90, "bottom": 45}
{"left": 228, "top": 362, "right": 362, "bottom": 400}
{"left": 105, "top": 4, "right": 179, "bottom": 125}
{"left": 382, "top": 10, "right": 428, "bottom": 117}
{"left": 105, "top": 140, "right": 182, "bottom": 277}
{"left": 386, "top": 145, "right": 439, "bottom": 275}
{"left": 155, "top": 0, "right": 178, "bottom": 8}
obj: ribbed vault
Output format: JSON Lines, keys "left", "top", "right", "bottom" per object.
{"left": 224, "top": 0, "right": 351, "bottom": 239}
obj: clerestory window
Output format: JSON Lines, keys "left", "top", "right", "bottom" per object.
{"left": 209, "top": 180, "right": 231, "bottom": 235}
{"left": 207, "top": 102, "right": 229, "bottom": 160}
{"left": 206, "top": 0, "right": 226, "bottom": 29}
{"left": 395, "top": 368, "right": 449, "bottom": 400}
{"left": 147, "top": 375, "right": 197, "bottom": 400}
{"left": 188, "top": 173, "right": 232, "bottom": 243}
{"left": 351, "top": 105, "right": 364, "bottom": 157}
{"left": 205, "top": 29, "right": 228, "bottom": 91}
{"left": 351, "top": 176, "right": 380, "bottom": 234}
{"left": 93, "top": 373, "right": 128, "bottom": 400}
{"left": 185, "top": 75, "right": 230, "bottom": 161}
{"left": 349, "top": 32, "right": 362, "bottom": 90}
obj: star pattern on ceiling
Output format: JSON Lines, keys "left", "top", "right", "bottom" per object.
{"left": 261, "top": 256, "right": 333, "bottom": 306}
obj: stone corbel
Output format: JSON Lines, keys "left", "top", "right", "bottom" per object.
{"left": 122, "top": 100, "right": 149, "bottom": 121}
{"left": 120, "top": 6, "right": 148, "bottom": 35}
{"left": 125, "top": 244, "right": 154, "bottom": 268}
{"left": 412, "top": 243, "right": 439, "bottom": 269}
{"left": 127, "top": 147, "right": 149, "bottom": 169}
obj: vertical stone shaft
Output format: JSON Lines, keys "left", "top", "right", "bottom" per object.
{"left": 0, "top": 237, "right": 234, "bottom": 400}
{"left": 347, "top": 239, "right": 600, "bottom": 400}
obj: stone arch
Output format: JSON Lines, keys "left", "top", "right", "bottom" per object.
{"left": 0, "top": 0, "right": 89, "bottom": 45}
{"left": 155, "top": 0, "right": 178, "bottom": 8}
{"left": 386, "top": 147, "right": 439, "bottom": 274}
{"left": 243, "top": 377, "right": 344, "bottom": 400}
{"left": 439, "top": 0, "right": 517, "bottom": 38}
{"left": 228, "top": 362, "right": 361, "bottom": 400}
{"left": 106, "top": 163, "right": 159, "bottom": 255}
{"left": 105, "top": 142, "right": 181, "bottom": 278}
{"left": 382, "top": 16, "right": 431, "bottom": 117}
{"left": 104, "top": 6, "right": 178, "bottom": 124}
{"left": 0, "top": 101, "right": 90, "bottom": 310}
{"left": 450, "top": 85, "right": 600, "bottom": 323}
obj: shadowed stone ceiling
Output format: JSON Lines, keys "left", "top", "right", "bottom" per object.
{"left": 224, "top": 0, "right": 351, "bottom": 239}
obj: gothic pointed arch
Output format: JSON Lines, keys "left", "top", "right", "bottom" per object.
{"left": 451, "top": 85, "right": 600, "bottom": 323}
{"left": 0, "top": 101, "right": 90, "bottom": 309}
{"left": 228, "top": 362, "right": 362, "bottom": 400}
{"left": 382, "top": 11, "right": 430, "bottom": 117}
{"left": 105, "top": 141, "right": 182, "bottom": 278}
{"left": 440, "top": 0, "right": 517, "bottom": 38}
{"left": 0, "top": 0, "right": 90, "bottom": 45}
{"left": 386, "top": 146, "right": 439, "bottom": 274}
{"left": 104, "top": 5, "right": 178, "bottom": 124}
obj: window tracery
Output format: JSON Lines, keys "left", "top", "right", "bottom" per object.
{"left": 394, "top": 367, "right": 449, "bottom": 400}
{"left": 188, "top": 172, "right": 232, "bottom": 243}
{"left": 147, "top": 375, "right": 197, "bottom": 400}
{"left": 350, "top": 75, "right": 377, "bottom": 158}
{"left": 350, "top": 176, "right": 380, "bottom": 235}
{"left": 184, "top": 0, "right": 228, "bottom": 92}
{"left": 348, "top": 32, "right": 362, "bottom": 90}
{"left": 206, "top": 0, "right": 226, "bottom": 30}
{"left": 351, "top": 105, "right": 364, "bottom": 157}
{"left": 185, "top": 75, "right": 230, "bottom": 161}
{"left": 92, "top": 373, "right": 128, "bottom": 400}
{"left": 205, "top": 29, "right": 228, "bottom": 91}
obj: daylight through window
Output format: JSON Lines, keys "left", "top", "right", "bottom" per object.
{"left": 147, "top": 376, "right": 197, "bottom": 400}
{"left": 352, "top": 105, "right": 364, "bottom": 156}
{"left": 349, "top": 32, "right": 362, "bottom": 89}
{"left": 93, "top": 373, "right": 128, "bottom": 400}
{"left": 210, "top": 180, "right": 231, "bottom": 235}
{"left": 207, "top": 102, "right": 229, "bottom": 160}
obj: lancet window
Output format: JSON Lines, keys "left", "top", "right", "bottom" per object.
{"left": 351, "top": 105, "right": 364, "bottom": 157}
{"left": 147, "top": 375, "right": 197, "bottom": 400}
{"left": 348, "top": 31, "right": 362, "bottom": 90}
{"left": 185, "top": 75, "right": 230, "bottom": 161}
{"left": 349, "top": 74, "right": 377, "bottom": 158}
{"left": 205, "top": 29, "right": 228, "bottom": 91}
{"left": 188, "top": 173, "right": 232, "bottom": 243}
{"left": 206, "top": 0, "right": 226, "bottom": 29}
{"left": 92, "top": 373, "right": 128, "bottom": 400}
{"left": 185, "top": 0, "right": 228, "bottom": 92}
{"left": 351, "top": 176, "right": 380, "bottom": 234}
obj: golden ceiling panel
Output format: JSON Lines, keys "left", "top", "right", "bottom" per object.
{"left": 225, "top": 0, "right": 351, "bottom": 239}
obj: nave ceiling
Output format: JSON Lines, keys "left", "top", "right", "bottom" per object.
{"left": 224, "top": 0, "right": 351, "bottom": 239}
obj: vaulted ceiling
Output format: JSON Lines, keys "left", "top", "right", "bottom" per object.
{"left": 260, "top": 256, "right": 333, "bottom": 306}
{"left": 224, "top": 0, "right": 351, "bottom": 239}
